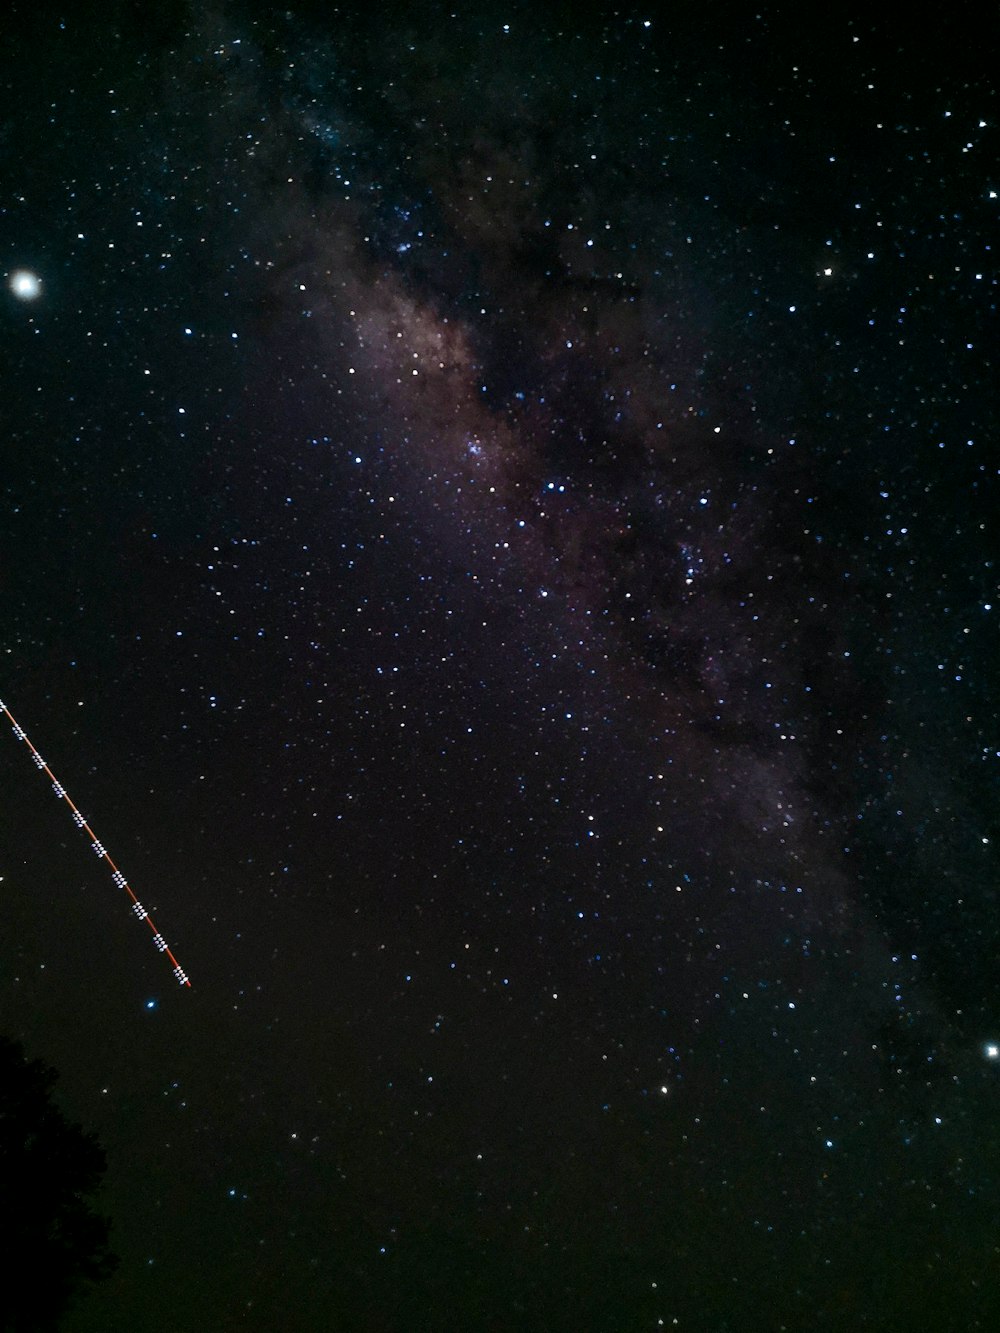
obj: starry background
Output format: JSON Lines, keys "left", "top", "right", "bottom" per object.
{"left": 1, "top": 3, "right": 998, "bottom": 1329}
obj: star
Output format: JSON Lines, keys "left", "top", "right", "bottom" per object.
{"left": 8, "top": 269, "right": 42, "bottom": 300}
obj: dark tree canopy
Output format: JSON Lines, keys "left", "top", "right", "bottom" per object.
{"left": 0, "top": 1037, "right": 117, "bottom": 1332}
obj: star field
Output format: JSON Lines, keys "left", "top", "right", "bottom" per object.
{"left": 1, "top": 4, "right": 998, "bottom": 1330}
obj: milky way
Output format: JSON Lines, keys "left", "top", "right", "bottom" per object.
{"left": 217, "top": 16, "right": 891, "bottom": 960}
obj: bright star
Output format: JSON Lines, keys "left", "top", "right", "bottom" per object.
{"left": 9, "top": 270, "right": 42, "bottom": 300}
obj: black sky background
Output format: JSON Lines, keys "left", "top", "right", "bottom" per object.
{"left": 1, "top": 3, "right": 998, "bottom": 1329}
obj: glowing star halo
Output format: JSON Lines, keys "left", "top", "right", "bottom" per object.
{"left": 9, "top": 269, "right": 42, "bottom": 300}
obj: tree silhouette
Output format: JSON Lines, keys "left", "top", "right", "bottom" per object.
{"left": 0, "top": 1036, "right": 118, "bottom": 1331}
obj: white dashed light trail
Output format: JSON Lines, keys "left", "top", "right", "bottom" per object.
{"left": 1, "top": 697, "right": 191, "bottom": 986}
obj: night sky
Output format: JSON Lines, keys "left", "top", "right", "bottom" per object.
{"left": 2, "top": 4, "right": 998, "bottom": 1329}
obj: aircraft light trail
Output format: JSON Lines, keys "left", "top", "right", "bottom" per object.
{"left": 1, "top": 697, "right": 191, "bottom": 987}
